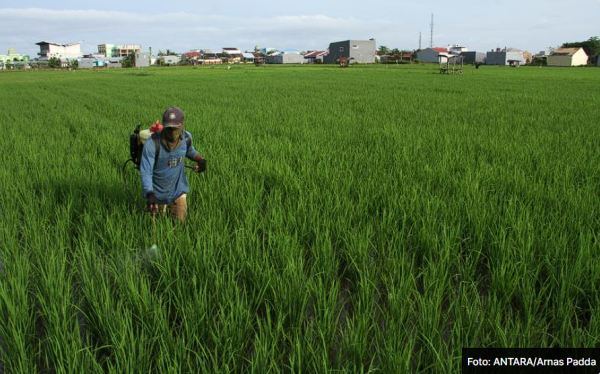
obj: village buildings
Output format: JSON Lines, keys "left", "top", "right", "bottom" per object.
{"left": 547, "top": 47, "right": 588, "bottom": 67}
{"left": 323, "top": 39, "right": 377, "bottom": 64}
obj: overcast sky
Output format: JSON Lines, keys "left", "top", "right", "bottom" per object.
{"left": 1, "top": 1, "right": 597, "bottom": 56}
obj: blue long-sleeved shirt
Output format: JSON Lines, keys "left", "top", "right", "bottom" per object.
{"left": 140, "top": 131, "right": 200, "bottom": 204}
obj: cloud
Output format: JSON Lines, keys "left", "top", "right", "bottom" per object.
{"left": 1, "top": 5, "right": 597, "bottom": 56}
{"left": 0, "top": 8, "right": 402, "bottom": 55}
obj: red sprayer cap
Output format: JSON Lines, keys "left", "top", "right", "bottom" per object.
{"left": 150, "top": 120, "right": 163, "bottom": 132}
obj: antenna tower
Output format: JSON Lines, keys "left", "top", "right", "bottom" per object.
{"left": 429, "top": 14, "right": 434, "bottom": 48}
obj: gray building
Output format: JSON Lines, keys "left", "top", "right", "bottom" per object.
{"left": 106, "top": 58, "right": 122, "bottom": 68}
{"left": 135, "top": 52, "right": 152, "bottom": 67}
{"left": 415, "top": 48, "right": 449, "bottom": 63}
{"left": 323, "top": 39, "right": 376, "bottom": 64}
{"left": 266, "top": 52, "right": 305, "bottom": 64}
{"left": 486, "top": 49, "right": 524, "bottom": 65}
{"left": 460, "top": 51, "right": 486, "bottom": 64}
{"left": 78, "top": 58, "right": 96, "bottom": 69}
{"left": 597, "top": 57, "right": 600, "bottom": 67}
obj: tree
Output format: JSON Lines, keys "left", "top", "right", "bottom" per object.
{"left": 122, "top": 52, "right": 136, "bottom": 68}
{"left": 48, "top": 57, "right": 60, "bottom": 68}
{"left": 71, "top": 60, "right": 78, "bottom": 69}
{"left": 179, "top": 54, "right": 191, "bottom": 66}
{"left": 378, "top": 46, "right": 390, "bottom": 56}
{"left": 391, "top": 48, "right": 401, "bottom": 55}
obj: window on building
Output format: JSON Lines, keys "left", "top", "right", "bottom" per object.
{"left": 352, "top": 45, "right": 359, "bottom": 49}
{"left": 340, "top": 47, "right": 344, "bottom": 52}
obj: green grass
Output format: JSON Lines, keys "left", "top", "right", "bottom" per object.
{"left": 1, "top": 64, "right": 599, "bottom": 373}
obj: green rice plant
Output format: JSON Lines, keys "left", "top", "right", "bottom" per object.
{"left": 0, "top": 64, "right": 599, "bottom": 373}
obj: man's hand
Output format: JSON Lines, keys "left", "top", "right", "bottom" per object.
{"left": 146, "top": 192, "right": 159, "bottom": 214}
{"left": 194, "top": 157, "right": 207, "bottom": 173}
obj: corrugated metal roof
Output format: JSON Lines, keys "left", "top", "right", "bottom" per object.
{"left": 551, "top": 47, "right": 582, "bottom": 56}
{"left": 305, "top": 51, "right": 326, "bottom": 57}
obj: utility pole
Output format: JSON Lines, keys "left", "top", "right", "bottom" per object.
{"left": 419, "top": 32, "right": 422, "bottom": 50}
{"left": 430, "top": 14, "right": 434, "bottom": 48}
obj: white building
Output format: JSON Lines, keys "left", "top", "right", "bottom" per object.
{"left": 266, "top": 51, "right": 305, "bottom": 64}
{"left": 98, "top": 44, "right": 142, "bottom": 58}
{"left": 159, "top": 55, "right": 181, "bottom": 65}
{"left": 448, "top": 44, "right": 468, "bottom": 53}
{"left": 547, "top": 48, "right": 588, "bottom": 67}
{"left": 36, "top": 41, "right": 82, "bottom": 59}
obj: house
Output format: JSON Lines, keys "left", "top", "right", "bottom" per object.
{"left": 398, "top": 52, "right": 414, "bottom": 62}
{"left": 448, "top": 45, "right": 468, "bottom": 53}
{"left": 98, "top": 44, "right": 141, "bottom": 58}
{"left": 486, "top": 48, "right": 524, "bottom": 66}
{"left": 198, "top": 58, "right": 222, "bottom": 65}
{"left": 266, "top": 51, "right": 305, "bottom": 64}
{"left": 242, "top": 52, "right": 255, "bottom": 63}
{"left": 199, "top": 49, "right": 217, "bottom": 57}
{"left": 416, "top": 47, "right": 449, "bottom": 63}
{"left": 597, "top": 57, "right": 600, "bottom": 67}
{"left": 78, "top": 58, "right": 96, "bottom": 69}
{"left": 106, "top": 58, "right": 122, "bottom": 68}
{"left": 304, "top": 51, "right": 327, "bottom": 64}
{"left": 380, "top": 52, "right": 414, "bottom": 64}
{"left": 222, "top": 48, "right": 243, "bottom": 62}
{"left": 184, "top": 51, "right": 201, "bottom": 59}
{"left": 547, "top": 48, "right": 588, "bottom": 67}
{"left": 323, "top": 39, "right": 376, "bottom": 64}
{"left": 59, "top": 58, "right": 77, "bottom": 68}
{"left": 460, "top": 51, "right": 486, "bottom": 64}
{"left": 135, "top": 52, "right": 157, "bottom": 67}
{"left": 159, "top": 55, "right": 181, "bottom": 65}
{"left": 36, "top": 41, "right": 82, "bottom": 60}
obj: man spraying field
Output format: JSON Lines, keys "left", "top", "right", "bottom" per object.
{"left": 140, "top": 107, "right": 206, "bottom": 223}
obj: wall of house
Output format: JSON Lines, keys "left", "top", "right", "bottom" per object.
{"left": 135, "top": 52, "right": 150, "bottom": 67}
{"left": 78, "top": 59, "right": 95, "bottom": 69}
{"left": 572, "top": 50, "right": 588, "bottom": 66}
{"left": 282, "top": 53, "right": 304, "bottom": 64}
{"left": 486, "top": 51, "right": 507, "bottom": 65}
{"left": 266, "top": 55, "right": 283, "bottom": 64}
{"left": 44, "top": 44, "right": 82, "bottom": 59}
{"left": 348, "top": 40, "right": 376, "bottom": 63}
{"left": 461, "top": 52, "right": 486, "bottom": 64}
{"left": 416, "top": 49, "right": 441, "bottom": 63}
{"left": 548, "top": 55, "right": 573, "bottom": 67}
{"left": 323, "top": 41, "right": 350, "bottom": 64}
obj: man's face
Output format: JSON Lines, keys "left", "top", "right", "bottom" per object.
{"left": 164, "top": 126, "right": 181, "bottom": 139}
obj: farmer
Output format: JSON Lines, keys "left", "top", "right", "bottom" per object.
{"left": 140, "top": 107, "right": 206, "bottom": 223}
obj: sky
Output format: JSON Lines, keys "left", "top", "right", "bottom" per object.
{"left": 0, "top": 1, "right": 597, "bottom": 57}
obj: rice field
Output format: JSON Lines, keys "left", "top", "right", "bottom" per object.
{"left": 1, "top": 64, "right": 599, "bottom": 373}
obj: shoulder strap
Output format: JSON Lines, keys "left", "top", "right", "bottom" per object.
{"left": 184, "top": 131, "right": 191, "bottom": 149}
{"left": 152, "top": 132, "right": 160, "bottom": 165}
